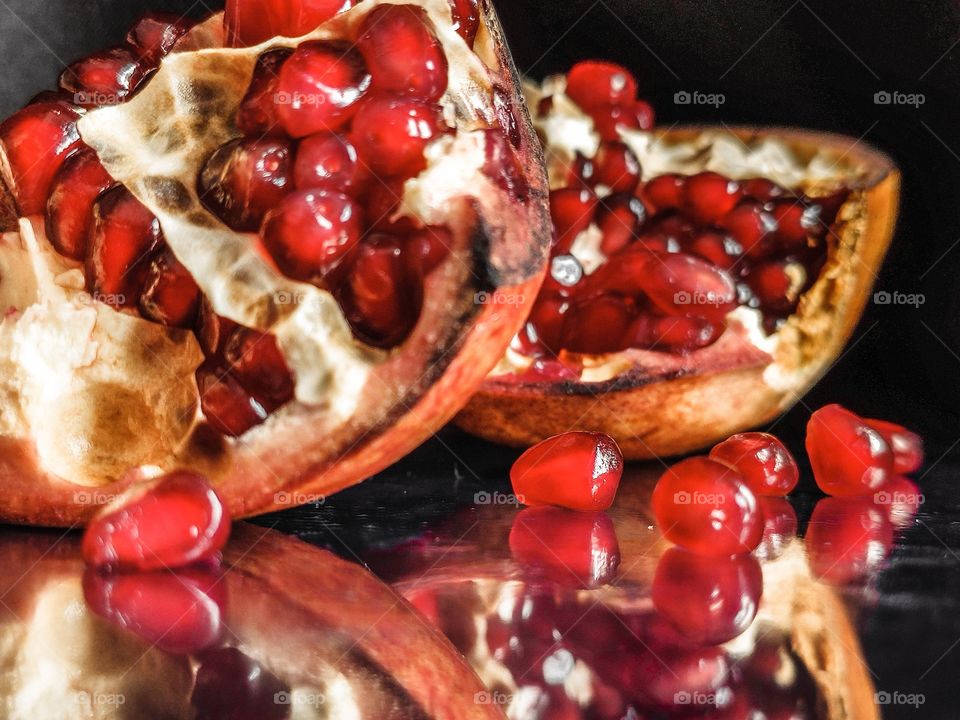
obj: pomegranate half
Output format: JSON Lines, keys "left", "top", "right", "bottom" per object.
{"left": 456, "top": 73, "right": 899, "bottom": 458}
{"left": 0, "top": 2, "right": 550, "bottom": 526}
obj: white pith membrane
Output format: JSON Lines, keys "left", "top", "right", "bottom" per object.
{"left": 0, "top": 0, "right": 535, "bottom": 488}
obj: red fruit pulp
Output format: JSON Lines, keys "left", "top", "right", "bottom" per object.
{"left": 139, "top": 250, "right": 202, "bottom": 328}
{"left": 550, "top": 186, "right": 597, "bottom": 253}
{"left": 865, "top": 418, "right": 924, "bottom": 473}
{"left": 45, "top": 147, "right": 115, "bottom": 260}
{"left": 596, "top": 193, "right": 646, "bottom": 255}
{"left": 449, "top": 0, "right": 480, "bottom": 47}
{"left": 223, "top": 327, "right": 295, "bottom": 411}
{"left": 191, "top": 647, "right": 291, "bottom": 720}
{"left": 82, "top": 470, "right": 231, "bottom": 571}
{"left": 482, "top": 128, "right": 529, "bottom": 202}
{"left": 293, "top": 132, "right": 367, "bottom": 193}
{"left": 565, "top": 60, "right": 638, "bottom": 112}
{"left": 349, "top": 94, "right": 446, "bottom": 178}
{"left": 683, "top": 172, "right": 742, "bottom": 224}
{"left": 59, "top": 46, "right": 147, "bottom": 107}
{"left": 643, "top": 173, "right": 685, "bottom": 211}
{"left": 560, "top": 295, "right": 635, "bottom": 354}
{"left": 806, "top": 404, "right": 894, "bottom": 496}
{"left": 236, "top": 49, "right": 292, "bottom": 136}
{"left": 125, "top": 12, "right": 193, "bottom": 64}
{"left": 640, "top": 252, "right": 738, "bottom": 323}
{"left": 197, "top": 363, "right": 270, "bottom": 437}
{"left": 652, "top": 456, "right": 764, "bottom": 556}
{"left": 510, "top": 431, "right": 623, "bottom": 511}
{"left": 709, "top": 432, "right": 799, "bottom": 496}
{"left": 224, "top": 0, "right": 350, "bottom": 47}
{"left": 805, "top": 496, "right": 893, "bottom": 585}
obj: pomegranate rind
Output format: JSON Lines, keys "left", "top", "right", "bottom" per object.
{"left": 457, "top": 126, "right": 899, "bottom": 459}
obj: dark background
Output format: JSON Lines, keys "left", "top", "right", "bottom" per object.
{"left": 2, "top": 0, "right": 960, "bottom": 716}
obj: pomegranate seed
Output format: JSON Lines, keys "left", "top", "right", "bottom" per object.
{"left": 197, "top": 363, "right": 269, "bottom": 436}
{"left": 524, "top": 295, "right": 568, "bottom": 353}
{"left": 82, "top": 470, "right": 230, "bottom": 571}
{"left": 509, "top": 506, "right": 621, "bottom": 588}
{"left": 643, "top": 173, "right": 685, "bottom": 212}
{"left": 483, "top": 128, "right": 529, "bottom": 201}
{"left": 746, "top": 260, "right": 802, "bottom": 314}
{"left": 652, "top": 548, "right": 762, "bottom": 645}
{"left": 45, "top": 147, "right": 115, "bottom": 261}
{"left": 560, "top": 295, "right": 635, "bottom": 354}
{"left": 806, "top": 404, "right": 894, "bottom": 496}
{"left": 199, "top": 137, "right": 293, "bottom": 232}
{"left": 225, "top": 0, "right": 349, "bottom": 47}
{"left": 550, "top": 186, "right": 597, "bottom": 254}
{"left": 510, "top": 431, "right": 623, "bottom": 511}
{"left": 741, "top": 177, "right": 786, "bottom": 202}
{"left": 361, "top": 177, "right": 417, "bottom": 233}
{"left": 683, "top": 172, "right": 742, "bottom": 224}
{"left": 236, "top": 49, "right": 292, "bottom": 135}
{"left": 191, "top": 647, "right": 290, "bottom": 719}
{"left": 261, "top": 190, "right": 361, "bottom": 282}
{"left": 86, "top": 186, "right": 163, "bottom": 308}
{"left": 875, "top": 475, "right": 923, "bottom": 527}
{"left": 357, "top": 4, "right": 448, "bottom": 102}
{"left": 223, "top": 327, "right": 295, "bottom": 411}
{"left": 646, "top": 212, "right": 695, "bottom": 243}
{"left": 83, "top": 566, "right": 226, "bottom": 655}
{"left": 596, "top": 193, "right": 646, "bottom": 255}
{"left": 0, "top": 100, "right": 81, "bottom": 216}
{"left": 139, "top": 250, "right": 202, "bottom": 327}
{"left": 196, "top": 303, "right": 239, "bottom": 358}
{"left": 628, "top": 314, "right": 721, "bottom": 353}
{"left": 275, "top": 40, "right": 371, "bottom": 137}
{"left": 592, "top": 142, "right": 642, "bottom": 193}
{"left": 865, "top": 418, "right": 924, "bottom": 473}
{"left": 579, "top": 249, "right": 652, "bottom": 297}
{"left": 406, "top": 225, "right": 452, "bottom": 274}
{"left": 125, "top": 12, "right": 192, "bottom": 64}
{"left": 59, "top": 46, "right": 147, "bottom": 107}
{"left": 643, "top": 647, "right": 731, "bottom": 711}
{"left": 566, "top": 60, "right": 637, "bottom": 112}
{"left": 449, "top": 0, "right": 480, "bottom": 47}
{"left": 756, "top": 496, "right": 798, "bottom": 560}
{"left": 710, "top": 432, "right": 799, "bottom": 496}
{"left": 685, "top": 230, "right": 742, "bottom": 270}
{"left": 652, "top": 456, "right": 764, "bottom": 556}
{"left": 771, "top": 198, "right": 821, "bottom": 247}
{"left": 641, "top": 252, "right": 738, "bottom": 323}
{"left": 806, "top": 496, "right": 893, "bottom": 585}
{"left": 722, "top": 201, "right": 778, "bottom": 257}
{"left": 590, "top": 101, "right": 654, "bottom": 142}
{"left": 350, "top": 94, "right": 446, "bottom": 178}
{"left": 293, "top": 132, "right": 366, "bottom": 193}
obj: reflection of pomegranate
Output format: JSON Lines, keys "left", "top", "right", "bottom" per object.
{"left": 0, "top": 1, "right": 550, "bottom": 525}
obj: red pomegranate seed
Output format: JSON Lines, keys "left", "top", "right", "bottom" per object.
{"left": 641, "top": 647, "right": 731, "bottom": 710}
{"left": 350, "top": 94, "right": 446, "bottom": 178}
{"left": 746, "top": 260, "right": 802, "bottom": 314}
{"left": 756, "top": 496, "right": 798, "bottom": 560}
{"left": 579, "top": 249, "right": 652, "bottom": 297}
{"left": 510, "top": 431, "right": 623, "bottom": 511}
{"left": 683, "top": 171, "right": 742, "bottom": 224}
{"left": 590, "top": 101, "right": 654, "bottom": 142}
{"left": 652, "top": 456, "right": 764, "bottom": 556}
{"left": 139, "top": 250, "right": 202, "bottom": 327}
{"left": 357, "top": 4, "right": 448, "bottom": 102}
{"left": 652, "top": 548, "right": 762, "bottom": 646}
{"left": 509, "top": 506, "right": 620, "bottom": 588}
{"left": 643, "top": 174, "right": 685, "bottom": 212}
{"left": 197, "top": 362, "right": 269, "bottom": 436}
{"left": 196, "top": 303, "right": 239, "bottom": 358}
{"left": 685, "top": 230, "right": 742, "bottom": 270}
{"left": 59, "top": 46, "right": 147, "bottom": 107}
{"left": 236, "top": 49, "right": 292, "bottom": 136}
{"left": 806, "top": 496, "right": 893, "bottom": 585}
{"left": 865, "top": 418, "right": 924, "bottom": 474}
{"left": 566, "top": 60, "right": 637, "bottom": 112}
{"left": 261, "top": 190, "right": 361, "bottom": 282}
{"left": 550, "top": 186, "right": 597, "bottom": 254}
{"left": 293, "top": 132, "right": 367, "bottom": 193}
{"left": 45, "top": 147, "right": 115, "bottom": 261}
{"left": 875, "top": 475, "right": 923, "bottom": 527}
{"left": 741, "top": 177, "right": 786, "bottom": 202}
{"left": 449, "top": 0, "right": 480, "bottom": 47}
{"left": 641, "top": 252, "right": 738, "bottom": 323}
{"left": 710, "top": 432, "right": 799, "bottom": 496}
{"left": 596, "top": 193, "right": 646, "bottom": 255}
{"left": 86, "top": 186, "right": 163, "bottom": 308}
{"left": 560, "top": 295, "right": 635, "bottom": 354}
{"left": 224, "top": 0, "right": 349, "bottom": 47}
{"left": 771, "top": 198, "right": 821, "bottom": 247}
{"left": 628, "top": 314, "right": 720, "bottom": 353}
{"left": 361, "top": 177, "right": 417, "bottom": 233}
{"left": 406, "top": 225, "right": 452, "bottom": 274}
{"left": 83, "top": 566, "right": 226, "bottom": 655}
{"left": 591, "top": 141, "right": 641, "bottom": 193}
{"left": 806, "top": 404, "right": 894, "bottom": 496}
{"left": 524, "top": 295, "right": 568, "bottom": 353}
{"left": 275, "top": 41, "right": 371, "bottom": 137}
{"left": 721, "top": 201, "right": 778, "bottom": 257}
{"left": 483, "top": 128, "right": 529, "bottom": 202}
{"left": 0, "top": 101, "right": 81, "bottom": 216}
{"left": 199, "top": 137, "right": 293, "bottom": 232}
{"left": 223, "top": 327, "right": 295, "bottom": 411}
{"left": 191, "top": 647, "right": 290, "bottom": 719}
{"left": 82, "top": 470, "right": 230, "bottom": 571}
{"left": 125, "top": 12, "right": 192, "bottom": 64}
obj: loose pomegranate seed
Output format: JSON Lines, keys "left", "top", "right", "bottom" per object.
{"left": 685, "top": 231, "right": 742, "bottom": 270}
{"left": 865, "top": 418, "right": 924, "bottom": 473}
{"left": 197, "top": 363, "right": 269, "bottom": 436}
{"left": 746, "top": 260, "right": 802, "bottom": 314}
{"left": 643, "top": 174, "right": 685, "bottom": 212}
{"left": 560, "top": 295, "right": 635, "bottom": 354}
{"left": 0, "top": 100, "right": 81, "bottom": 216}
{"left": 225, "top": 0, "right": 350, "bottom": 47}
{"left": 550, "top": 186, "right": 597, "bottom": 253}
{"left": 652, "top": 456, "right": 763, "bottom": 556}
{"left": 641, "top": 252, "right": 738, "bottom": 323}
{"left": 406, "top": 225, "right": 452, "bottom": 274}
{"left": 509, "top": 506, "right": 621, "bottom": 588}
{"left": 806, "top": 404, "right": 894, "bottom": 496}
{"left": 357, "top": 4, "right": 448, "bottom": 102}
{"left": 683, "top": 172, "right": 743, "bottom": 224}
{"left": 293, "top": 132, "right": 366, "bottom": 193}
{"left": 722, "top": 201, "right": 778, "bottom": 257}
{"left": 351, "top": 94, "right": 446, "bottom": 178}
{"left": 86, "top": 186, "right": 163, "bottom": 308}
{"left": 45, "top": 147, "right": 115, "bottom": 261}
{"left": 82, "top": 470, "right": 230, "bottom": 571}
{"left": 566, "top": 60, "right": 637, "bottom": 112}
{"left": 741, "top": 177, "right": 786, "bottom": 202}
{"left": 125, "top": 12, "right": 192, "bottom": 64}
{"left": 139, "top": 250, "right": 202, "bottom": 327}
{"left": 275, "top": 41, "right": 371, "bottom": 137}
{"left": 483, "top": 128, "right": 529, "bottom": 202}
{"left": 449, "top": 0, "right": 480, "bottom": 47}
{"left": 223, "top": 327, "right": 295, "bottom": 411}
{"left": 771, "top": 198, "right": 821, "bottom": 247}
{"left": 596, "top": 193, "right": 646, "bottom": 255}
{"left": 199, "top": 137, "right": 293, "bottom": 232}
{"left": 628, "top": 314, "right": 721, "bottom": 353}
{"left": 875, "top": 475, "right": 923, "bottom": 527}
{"left": 652, "top": 548, "right": 762, "bottom": 646}
{"left": 806, "top": 496, "right": 893, "bottom": 585}
{"left": 510, "top": 431, "right": 623, "bottom": 511}
{"left": 59, "top": 46, "right": 147, "bottom": 107}
{"left": 191, "top": 647, "right": 291, "bottom": 719}
{"left": 590, "top": 101, "right": 654, "bottom": 142}
{"left": 236, "top": 49, "right": 292, "bottom": 136}
{"left": 261, "top": 190, "right": 361, "bottom": 282}
{"left": 710, "top": 432, "right": 799, "bottom": 496}
{"left": 756, "top": 496, "right": 798, "bottom": 560}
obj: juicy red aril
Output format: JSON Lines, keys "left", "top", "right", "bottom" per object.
{"left": 585, "top": 141, "right": 641, "bottom": 194}
{"left": 641, "top": 251, "right": 738, "bottom": 323}
{"left": 806, "top": 404, "right": 894, "bottom": 496}
{"left": 293, "top": 132, "right": 367, "bottom": 193}
{"left": 45, "top": 147, "right": 115, "bottom": 261}
{"left": 197, "top": 304, "right": 240, "bottom": 358}
{"left": 449, "top": 0, "right": 480, "bottom": 47}
{"left": 357, "top": 4, "right": 448, "bottom": 102}
{"left": 550, "top": 186, "right": 596, "bottom": 253}
{"left": 524, "top": 296, "right": 568, "bottom": 353}
{"left": 59, "top": 46, "right": 146, "bottom": 107}
{"left": 199, "top": 137, "right": 293, "bottom": 232}
{"left": 225, "top": 0, "right": 350, "bottom": 47}
{"left": 483, "top": 128, "right": 529, "bottom": 202}
{"left": 509, "top": 506, "right": 621, "bottom": 588}
{"left": 710, "top": 432, "right": 799, "bottom": 496}
{"left": 236, "top": 49, "right": 292, "bottom": 136}
{"left": 741, "top": 177, "right": 786, "bottom": 202}
{"left": 629, "top": 314, "right": 720, "bottom": 353}
{"left": 560, "top": 295, "right": 634, "bottom": 354}
{"left": 566, "top": 60, "right": 637, "bottom": 112}
{"left": 806, "top": 496, "right": 893, "bottom": 585}
{"left": 686, "top": 231, "right": 742, "bottom": 270}
{"left": 192, "top": 647, "right": 290, "bottom": 720}
{"left": 275, "top": 40, "right": 371, "bottom": 137}
{"left": 597, "top": 193, "right": 646, "bottom": 255}
{"left": 86, "top": 186, "right": 163, "bottom": 307}
{"left": 224, "top": 327, "right": 295, "bottom": 411}
{"left": 261, "top": 190, "right": 361, "bottom": 283}
{"left": 351, "top": 94, "right": 446, "bottom": 178}
{"left": 82, "top": 470, "right": 231, "bottom": 571}
{"left": 510, "top": 431, "right": 623, "bottom": 511}
{"left": 406, "top": 225, "right": 452, "bottom": 274}
{"left": 652, "top": 548, "right": 762, "bottom": 646}
{"left": 722, "top": 201, "right": 778, "bottom": 257}
{"left": 0, "top": 100, "right": 81, "bottom": 215}
{"left": 683, "top": 171, "right": 742, "bottom": 224}
{"left": 643, "top": 173, "right": 685, "bottom": 212}
{"left": 360, "top": 177, "right": 416, "bottom": 233}
{"left": 198, "top": 363, "right": 269, "bottom": 436}
{"left": 771, "top": 198, "right": 820, "bottom": 247}
{"left": 652, "top": 456, "right": 763, "bottom": 556}
{"left": 139, "top": 250, "right": 202, "bottom": 328}
{"left": 865, "top": 418, "right": 924, "bottom": 474}
{"left": 125, "top": 12, "right": 192, "bottom": 64}
{"left": 746, "top": 260, "right": 802, "bottom": 314}
{"left": 590, "top": 101, "right": 654, "bottom": 142}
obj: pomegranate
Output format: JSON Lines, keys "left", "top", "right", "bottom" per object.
{"left": 0, "top": 0, "right": 550, "bottom": 525}
{"left": 457, "top": 65, "right": 899, "bottom": 460}
{"left": 806, "top": 404, "right": 894, "bottom": 496}
{"left": 709, "top": 432, "right": 799, "bottom": 496}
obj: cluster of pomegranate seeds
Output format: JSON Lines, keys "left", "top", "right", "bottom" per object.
{"left": 564, "top": 60, "right": 654, "bottom": 142}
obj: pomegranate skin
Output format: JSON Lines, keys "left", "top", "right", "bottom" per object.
{"left": 710, "top": 432, "right": 799, "bottom": 496}
{"left": 806, "top": 404, "right": 894, "bottom": 496}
